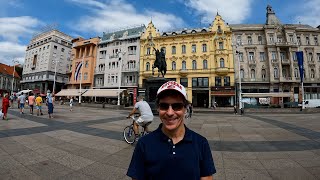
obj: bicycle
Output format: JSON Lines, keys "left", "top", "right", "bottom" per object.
{"left": 123, "top": 115, "right": 151, "bottom": 144}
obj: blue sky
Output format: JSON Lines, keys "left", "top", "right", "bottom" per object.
{"left": 0, "top": 0, "right": 319, "bottom": 65}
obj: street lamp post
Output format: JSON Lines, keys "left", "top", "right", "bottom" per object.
{"left": 79, "top": 55, "right": 85, "bottom": 104}
{"left": 117, "top": 50, "right": 126, "bottom": 106}
{"left": 235, "top": 43, "right": 243, "bottom": 112}
{"left": 52, "top": 55, "right": 60, "bottom": 95}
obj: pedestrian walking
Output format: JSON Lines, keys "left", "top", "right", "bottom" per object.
{"left": 69, "top": 97, "right": 74, "bottom": 111}
{"left": 127, "top": 81, "right": 216, "bottom": 180}
{"left": 35, "top": 94, "right": 43, "bottom": 116}
{"left": 1, "top": 94, "right": 10, "bottom": 120}
{"left": 28, "top": 93, "right": 35, "bottom": 115}
{"left": 18, "top": 92, "right": 26, "bottom": 114}
{"left": 46, "top": 92, "right": 54, "bottom": 118}
{"left": 234, "top": 105, "right": 237, "bottom": 114}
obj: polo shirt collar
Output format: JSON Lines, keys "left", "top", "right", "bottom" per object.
{"left": 156, "top": 123, "right": 193, "bottom": 142}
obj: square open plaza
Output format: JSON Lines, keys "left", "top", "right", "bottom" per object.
{"left": 0, "top": 103, "right": 319, "bottom": 180}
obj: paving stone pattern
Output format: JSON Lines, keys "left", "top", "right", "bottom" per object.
{"left": 0, "top": 104, "right": 319, "bottom": 179}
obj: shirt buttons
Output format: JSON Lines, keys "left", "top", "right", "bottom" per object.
{"left": 168, "top": 139, "right": 171, "bottom": 142}
{"left": 173, "top": 152, "right": 176, "bottom": 155}
{"left": 173, "top": 146, "right": 175, "bottom": 148}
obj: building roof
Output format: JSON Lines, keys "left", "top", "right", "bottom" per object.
{"left": 0, "top": 63, "right": 20, "bottom": 78}
{"left": 101, "top": 25, "right": 145, "bottom": 42}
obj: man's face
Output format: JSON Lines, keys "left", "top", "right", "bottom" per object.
{"left": 158, "top": 94, "right": 186, "bottom": 132}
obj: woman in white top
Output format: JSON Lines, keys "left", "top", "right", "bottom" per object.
{"left": 69, "top": 97, "right": 73, "bottom": 111}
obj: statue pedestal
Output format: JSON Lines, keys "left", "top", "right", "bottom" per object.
{"left": 144, "top": 77, "right": 168, "bottom": 114}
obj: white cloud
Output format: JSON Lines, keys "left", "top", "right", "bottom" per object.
{"left": 294, "top": 0, "right": 320, "bottom": 27}
{"left": 184, "top": 0, "right": 253, "bottom": 24}
{"left": 0, "top": 16, "right": 42, "bottom": 65}
{"left": 0, "top": 41, "right": 26, "bottom": 65}
{"left": 68, "top": 0, "right": 185, "bottom": 33}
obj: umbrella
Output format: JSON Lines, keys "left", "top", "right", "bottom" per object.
{"left": 17, "top": 90, "right": 32, "bottom": 95}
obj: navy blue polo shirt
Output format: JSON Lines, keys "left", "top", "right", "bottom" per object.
{"left": 127, "top": 124, "right": 216, "bottom": 180}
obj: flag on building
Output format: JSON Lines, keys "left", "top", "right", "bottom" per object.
{"left": 74, "top": 62, "right": 82, "bottom": 81}
{"left": 296, "top": 51, "right": 304, "bottom": 83}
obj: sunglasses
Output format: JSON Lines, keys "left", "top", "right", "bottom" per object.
{"left": 158, "top": 103, "right": 185, "bottom": 111}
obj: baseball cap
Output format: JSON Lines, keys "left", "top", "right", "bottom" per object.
{"left": 157, "top": 81, "right": 187, "bottom": 100}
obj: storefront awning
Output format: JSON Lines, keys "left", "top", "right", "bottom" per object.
{"left": 242, "top": 92, "right": 292, "bottom": 98}
{"left": 55, "top": 89, "right": 85, "bottom": 96}
{"left": 82, "top": 89, "right": 126, "bottom": 97}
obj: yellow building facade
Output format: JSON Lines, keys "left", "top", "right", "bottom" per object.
{"left": 139, "top": 14, "right": 236, "bottom": 107}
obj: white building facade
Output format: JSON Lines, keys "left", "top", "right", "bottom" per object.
{"left": 21, "top": 29, "right": 73, "bottom": 94}
{"left": 95, "top": 25, "right": 145, "bottom": 105}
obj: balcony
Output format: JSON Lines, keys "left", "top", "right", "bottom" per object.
{"left": 241, "top": 78, "right": 269, "bottom": 83}
{"left": 281, "top": 59, "right": 290, "bottom": 65}
{"left": 308, "top": 60, "right": 316, "bottom": 65}
{"left": 94, "top": 70, "right": 104, "bottom": 75}
{"left": 215, "top": 67, "right": 229, "bottom": 76}
{"left": 271, "top": 59, "right": 278, "bottom": 66}
{"left": 280, "top": 77, "right": 298, "bottom": 82}
{"left": 179, "top": 69, "right": 188, "bottom": 76}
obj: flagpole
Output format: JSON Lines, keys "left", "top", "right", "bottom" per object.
{"left": 79, "top": 55, "right": 84, "bottom": 104}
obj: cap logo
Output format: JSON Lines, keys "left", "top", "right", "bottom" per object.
{"left": 161, "top": 81, "right": 182, "bottom": 90}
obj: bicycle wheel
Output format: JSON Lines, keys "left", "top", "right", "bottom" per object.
{"left": 123, "top": 125, "right": 135, "bottom": 144}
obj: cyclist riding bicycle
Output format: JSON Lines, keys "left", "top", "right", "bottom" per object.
{"left": 127, "top": 96, "right": 153, "bottom": 139}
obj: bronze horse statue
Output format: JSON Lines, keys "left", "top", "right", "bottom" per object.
{"left": 152, "top": 47, "right": 167, "bottom": 77}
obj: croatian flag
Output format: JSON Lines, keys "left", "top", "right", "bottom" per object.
{"left": 74, "top": 62, "right": 83, "bottom": 81}
{"left": 296, "top": 51, "right": 304, "bottom": 83}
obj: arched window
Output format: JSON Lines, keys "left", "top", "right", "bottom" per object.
{"left": 202, "top": 44, "right": 207, "bottom": 52}
{"left": 274, "top": 67, "right": 279, "bottom": 78}
{"left": 294, "top": 68, "right": 299, "bottom": 78}
{"left": 182, "top": 61, "right": 186, "bottom": 70}
{"left": 240, "top": 69, "right": 244, "bottom": 79}
{"left": 282, "top": 69, "right": 287, "bottom": 77}
{"left": 310, "top": 69, "right": 315, "bottom": 78}
{"left": 192, "top": 60, "right": 197, "bottom": 69}
{"left": 250, "top": 69, "right": 255, "bottom": 79}
{"left": 172, "top": 46, "right": 176, "bottom": 54}
{"left": 248, "top": 36, "right": 252, "bottom": 44}
{"left": 220, "top": 58, "right": 225, "bottom": 68}
{"left": 261, "top": 69, "right": 266, "bottom": 79}
{"left": 203, "top": 60, "right": 208, "bottom": 69}
{"left": 172, "top": 61, "right": 176, "bottom": 70}
{"left": 146, "top": 62, "right": 150, "bottom": 71}
{"left": 182, "top": 45, "right": 186, "bottom": 54}
{"left": 84, "top": 72, "right": 88, "bottom": 80}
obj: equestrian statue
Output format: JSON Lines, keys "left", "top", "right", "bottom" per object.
{"left": 152, "top": 47, "right": 167, "bottom": 77}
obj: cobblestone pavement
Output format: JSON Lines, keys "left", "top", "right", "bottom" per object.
{"left": 0, "top": 104, "right": 320, "bottom": 180}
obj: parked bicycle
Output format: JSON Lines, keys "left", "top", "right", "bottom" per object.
{"left": 123, "top": 115, "right": 151, "bottom": 144}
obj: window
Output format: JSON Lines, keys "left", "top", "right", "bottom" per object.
{"left": 128, "top": 46, "right": 137, "bottom": 55}
{"left": 147, "top": 48, "right": 150, "bottom": 55}
{"left": 261, "top": 69, "right": 266, "bottom": 79}
{"left": 172, "top": 61, "right": 176, "bottom": 70}
{"left": 317, "top": 53, "right": 320, "bottom": 61}
{"left": 292, "top": 51, "right": 297, "bottom": 61}
{"left": 308, "top": 53, "right": 313, "bottom": 61}
{"left": 202, "top": 44, "right": 207, "bottom": 52}
{"left": 236, "top": 35, "right": 242, "bottom": 45}
{"left": 240, "top": 69, "right": 244, "bottom": 79}
{"left": 250, "top": 69, "right": 255, "bottom": 79}
{"left": 180, "top": 78, "right": 188, "bottom": 87}
{"left": 161, "top": 47, "right": 166, "bottom": 54}
{"left": 61, "top": 48, "right": 65, "bottom": 52}
{"left": 172, "top": 46, "right": 176, "bottom": 54}
{"left": 218, "top": 42, "right": 223, "bottom": 49}
{"left": 274, "top": 67, "right": 279, "bottom": 78}
{"left": 297, "top": 36, "right": 301, "bottom": 45}
{"left": 294, "top": 68, "right": 299, "bottom": 78}
{"left": 224, "top": 76, "right": 230, "bottom": 86}
{"left": 271, "top": 51, "right": 277, "bottom": 60}
{"left": 219, "top": 58, "right": 225, "bottom": 67}
{"left": 258, "top": 36, "right": 262, "bottom": 44}
{"left": 248, "top": 36, "right": 252, "bottom": 44}
{"left": 54, "top": 45, "right": 57, "bottom": 49}
{"left": 310, "top": 69, "right": 315, "bottom": 78}
{"left": 84, "top": 72, "right": 88, "bottom": 80}
{"left": 248, "top": 52, "right": 254, "bottom": 61}
{"left": 314, "top": 36, "right": 318, "bottom": 45}
{"left": 268, "top": 33, "right": 274, "bottom": 43}
{"left": 306, "top": 36, "right": 310, "bottom": 45}
{"left": 277, "top": 36, "right": 282, "bottom": 42}
{"left": 191, "top": 44, "right": 196, "bottom": 53}
{"left": 260, "top": 52, "right": 265, "bottom": 61}
{"left": 85, "top": 61, "right": 89, "bottom": 68}
{"left": 192, "top": 60, "right": 197, "bottom": 69}
{"left": 282, "top": 69, "right": 287, "bottom": 77}
{"left": 182, "top": 61, "right": 186, "bottom": 70}
{"left": 146, "top": 62, "right": 150, "bottom": 71}
{"left": 280, "top": 52, "right": 285, "bottom": 61}
{"left": 203, "top": 60, "right": 208, "bottom": 69}
{"left": 238, "top": 52, "right": 243, "bottom": 62}
{"left": 182, "top": 45, "right": 186, "bottom": 54}
{"left": 289, "top": 35, "right": 294, "bottom": 42}
{"left": 215, "top": 77, "right": 221, "bottom": 86}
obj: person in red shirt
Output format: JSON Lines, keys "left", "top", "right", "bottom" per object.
{"left": 1, "top": 94, "right": 10, "bottom": 120}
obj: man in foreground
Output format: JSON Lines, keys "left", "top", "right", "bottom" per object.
{"left": 127, "top": 96, "right": 153, "bottom": 138}
{"left": 18, "top": 92, "right": 26, "bottom": 114}
{"left": 127, "top": 81, "right": 216, "bottom": 180}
